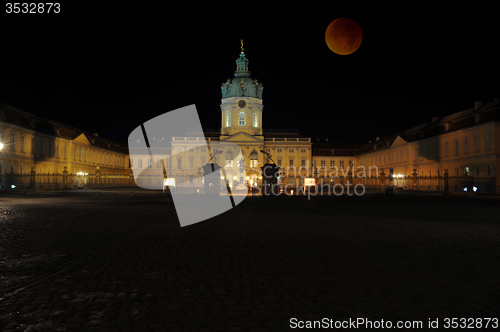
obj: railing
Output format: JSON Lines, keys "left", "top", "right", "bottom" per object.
{"left": 0, "top": 172, "right": 134, "bottom": 191}
{"left": 264, "top": 138, "right": 310, "bottom": 142}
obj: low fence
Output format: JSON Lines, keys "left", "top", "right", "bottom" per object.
{"left": 285, "top": 175, "right": 497, "bottom": 194}
{"left": 0, "top": 172, "right": 497, "bottom": 194}
{"left": 0, "top": 172, "right": 135, "bottom": 191}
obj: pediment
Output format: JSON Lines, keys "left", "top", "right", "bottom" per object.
{"left": 390, "top": 135, "right": 408, "bottom": 148}
{"left": 73, "top": 133, "right": 92, "bottom": 145}
{"left": 221, "top": 132, "right": 263, "bottom": 143}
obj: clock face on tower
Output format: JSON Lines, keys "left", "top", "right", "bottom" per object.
{"left": 238, "top": 100, "right": 246, "bottom": 108}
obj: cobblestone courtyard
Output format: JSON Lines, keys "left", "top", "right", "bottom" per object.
{"left": 0, "top": 193, "right": 499, "bottom": 331}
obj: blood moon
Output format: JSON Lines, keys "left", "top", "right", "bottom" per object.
{"left": 325, "top": 18, "right": 362, "bottom": 55}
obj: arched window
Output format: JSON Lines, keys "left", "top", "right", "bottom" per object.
{"left": 249, "top": 150, "right": 258, "bottom": 168}
{"left": 226, "top": 112, "right": 231, "bottom": 127}
{"left": 239, "top": 111, "right": 245, "bottom": 126}
{"left": 225, "top": 150, "right": 234, "bottom": 167}
{"left": 253, "top": 113, "right": 258, "bottom": 127}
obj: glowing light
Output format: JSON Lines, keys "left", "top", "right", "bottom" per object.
{"left": 473, "top": 186, "right": 478, "bottom": 192}
{"left": 463, "top": 187, "right": 468, "bottom": 192}
{"left": 233, "top": 176, "right": 237, "bottom": 180}
{"left": 10, "top": 184, "right": 16, "bottom": 189}
{"left": 0, "top": 142, "right": 4, "bottom": 150}
{"left": 246, "top": 176, "right": 249, "bottom": 180}
{"left": 291, "top": 190, "right": 294, "bottom": 195}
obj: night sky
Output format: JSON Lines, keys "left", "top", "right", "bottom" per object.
{"left": 1, "top": 1, "right": 499, "bottom": 144}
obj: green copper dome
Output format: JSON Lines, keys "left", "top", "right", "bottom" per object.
{"left": 221, "top": 51, "right": 264, "bottom": 99}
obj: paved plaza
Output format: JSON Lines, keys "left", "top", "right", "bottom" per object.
{"left": 0, "top": 193, "right": 499, "bottom": 331}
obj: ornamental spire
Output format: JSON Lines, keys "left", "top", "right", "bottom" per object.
{"left": 235, "top": 40, "right": 250, "bottom": 77}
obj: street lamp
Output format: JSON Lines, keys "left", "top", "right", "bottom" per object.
{"left": 0, "top": 142, "right": 4, "bottom": 151}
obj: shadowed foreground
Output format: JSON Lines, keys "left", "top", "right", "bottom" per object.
{"left": 0, "top": 194, "right": 499, "bottom": 331}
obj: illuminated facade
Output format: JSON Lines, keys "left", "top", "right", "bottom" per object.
{"left": 131, "top": 46, "right": 313, "bottom": 190}
{"left": 311, "top": 100, "right": 499, "bottom": 193}
{"left": 0, "top": 104, "right": 131, "bottom": 190}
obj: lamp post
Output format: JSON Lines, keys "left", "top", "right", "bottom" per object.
{"left": 412, "top": 169, "right": 418, "bottom": 191}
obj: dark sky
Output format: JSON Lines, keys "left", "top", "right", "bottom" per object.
{"left": 1, "top": 1, "right": 499, "bottom": 143}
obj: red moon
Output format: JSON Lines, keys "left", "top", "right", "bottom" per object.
{"left": 325, "top": 18, "right": 362, "bottom": 55}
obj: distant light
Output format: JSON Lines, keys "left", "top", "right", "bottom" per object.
{"left": 10, "top": 184, "right": 16, "bottom": 189}
{"left": 463, "top": 187, "right": 468, "bottom": 192}
{"left": 0, "top": 142, "right": 4, "bottom": 150}
{"left": 473, "top": 186, "right": 478, "bottom": 192}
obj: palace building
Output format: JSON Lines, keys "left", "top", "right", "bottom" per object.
{"left": 0, "top": 104, "right": 131, "bottom": 190}
{"left": 2, "top": 44, "right": 499, "bottom": 194}
{"left": 127, "top": 45, "right": 500, "bottom": 194}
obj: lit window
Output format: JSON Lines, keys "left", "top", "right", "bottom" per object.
{"left": 239, "top": 111, "right": 245, "bottom": 126}
{"left": 226, "top": 112, "right": 231, "bottom": 127}
{"left": 330, "top": 160, "right": 335, "bottom": 169}
{"left": 225, "top": 151, "right": 234, "bottom": 167}
{"left": 10, "top": 132, "right": 16, "bottom": 151}
{"left": 253, "top": 113, "right": 258, "bottom": 127}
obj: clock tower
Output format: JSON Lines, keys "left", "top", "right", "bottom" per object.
{"left": 220, "top": 41, "right": 264, "bottom": 138}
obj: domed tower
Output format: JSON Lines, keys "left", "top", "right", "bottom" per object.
{"left": 220, "top": 40, "right": 264, "bottom": 137}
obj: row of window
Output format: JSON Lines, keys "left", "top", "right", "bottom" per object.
{"left": 417, "top": 133, "right": 491, "bottom": 161}
{"left": 312, "top": 160, "right": 354, "bottom": 169}
{"left": 225, "top": 111, "right": 258, "bottom": 127}
{"left": 359, "top": 132, "right": 492, "bottom": 166}
{"left": 0, "top": 130, "right": 126, "bottom": 168}
{"left": 265, "top": 148, "right": 307, "bottom": 153}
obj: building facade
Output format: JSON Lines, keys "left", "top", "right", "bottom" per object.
{"left": 130, "top": 48, "right": 313, "bottom": 191}
{"left": 2, "top": 47, "right": 498, "bottom": 194}
{"left": 311, "top": 100, "right": 499, "bottom": 193}
{"left": 0, "top": 104, "right": 131, "bottom": 190}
